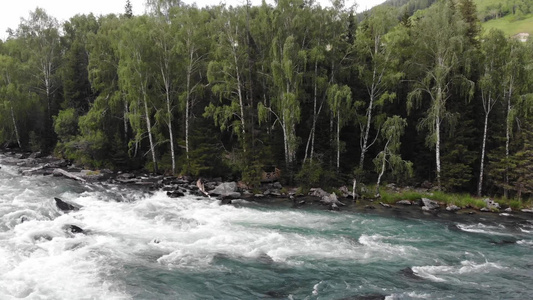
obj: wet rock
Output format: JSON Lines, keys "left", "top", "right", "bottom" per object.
{"left": 338, "top": 294, "right": 386, "bottom": 300}
{"left": 309, "top": 187, "right": 329, "bottom": 198}
{"left": 167, "top": 190, "right": 185, "bottom": 198}
{"left": 117, "top": 172, "right": 135, "bottom": 180}
{"left": 421, "top": 198, "right": 439, "bottom": 211}
{"left": 209, "top": 182, "right": 237, "bottom": 197}
{"left": 64, "top": 224, "right": 84, "bottom": 234}
{"left": 504, "top": 207, "right": 512, "bottom": 212}
{"left": 484, "top": 198, "right": 501, "bottom": 210}
{"left": 490, "top": 239, "right": 516, "bottom": 245}
{"left": 379, "top": 202, "right": 391, "bottom": 208}
{"left": 480, "top": 207, "right": 491, "bottom": 212}
{"left": 399, "top": 267, "right": 423, "bottom": 280}
{"left": 339, "top": 185, "right": 351, "bottom": 198}
{"left": 329, "top": 203, "right": 340, "bottom": 211}
{"left": 446, "top": 205, "right": 461, "bottom": 212}
{"left": 365, "top": 205, "right": 376, "bottom": 210}
{"left": 220, "top": 198, "right": 232, "bottom": 205}
{"left": 54, "top": 197, "right": 81, "bottom": 212}
{"left": 254, "top": 193, "right": 265, "bottom": 198}
{"left": 396, "top": 200, "right": 412, "bottom": 205}
{"left": 321, "top": 192, "right": 346, "bottom": 207}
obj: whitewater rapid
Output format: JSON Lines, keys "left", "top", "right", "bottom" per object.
{"left": 1, "top": 156, "right": 533, "bottom": 299}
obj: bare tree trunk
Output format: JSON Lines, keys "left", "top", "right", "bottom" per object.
{"left": 477, "top": 112, "right": 489, "bottom": 197}
{"left": 10, "top": 103, "right": 21, "bottom": 148}
{"left": 303, "top": 59, "right": 319, "bottom": 165}
{"left": 142, "top": 88, "right": 158, "bottom": 174}
{"left": 232, "top": 45, "right": 246, "bottom": 153}
{"left": 165, "top": 90, "right": 175, "bottom": 174}
{"left": 504, "top": 79, "right": 513, "bottom": 198}
{"left": 375, "top": 141, "right": 390, "bottom": 197}
{"left": 337, "top": 111, "right": 340, "bottom": 171}
{"left": 359, "top": 93, "right": 374, "bottom": 171}
{"left": 185, "top": 63, "right": 191, "bottom": 161}
{"left": 435, "top": 114, "right": 442, "bottom": 190}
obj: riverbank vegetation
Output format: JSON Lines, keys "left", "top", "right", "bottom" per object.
{"left": 0, "top": 0, "right": 532, "bottom": 203}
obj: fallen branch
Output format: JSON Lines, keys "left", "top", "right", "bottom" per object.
{"left": 53, "top": 169, "right": 87, "bottom": 183}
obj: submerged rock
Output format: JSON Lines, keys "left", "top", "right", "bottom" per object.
{"left": 399, "top": 267, "right": 423, "bottom": 280}
{"left": 64, "top": 224, "right": 84, "bottom": 234}
{"left": 521, "top": 209, "right": 533, "bottom": 213}
{"left": 167, "top": 190, "right": 185, "bottom": 198}
{"left": 54, "top": 197, "right": 81, "bottom": 212}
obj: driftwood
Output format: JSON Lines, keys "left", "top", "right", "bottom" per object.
{"left": 196, "top": 178, "right": 211, "bottom": 198}
{"left": 53, "top": 169, "right": 87, "bottom": 183}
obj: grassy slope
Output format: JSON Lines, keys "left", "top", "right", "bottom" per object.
{"left": 475, "top": 0, "right": 533, "bottom": 36}
{"left": 482, "top": 13, "right": 533, "bottom": 36}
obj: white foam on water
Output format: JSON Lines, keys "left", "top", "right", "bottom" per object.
{"left": 456, "top": 223, "right": 512, "bottom": 236}
{"left": 412, "top": 260, "right": 503, "bottom": 282}
{"left": 385, "top": 291, "right": 432, "bottom": 299}
{"left": 517, "top": 240, "right": 533, "bottom": 246}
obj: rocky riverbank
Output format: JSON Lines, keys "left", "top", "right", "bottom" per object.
{"left": 2, "top": 150, "right": 533, "bottom": 225}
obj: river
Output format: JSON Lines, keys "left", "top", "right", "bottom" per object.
{"left": 1, "top": 155, "right": 532, "bottom": 299}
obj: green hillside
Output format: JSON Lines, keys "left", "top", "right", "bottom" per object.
{"left": 475, "top": 0, "right": 533, "bottom": 36}
{"left": 482, "top": 13, "right": 533, "bottom": 36}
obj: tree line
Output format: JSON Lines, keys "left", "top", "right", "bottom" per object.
{"left": 0, "top": 0, "right": 532, "bottom": 199}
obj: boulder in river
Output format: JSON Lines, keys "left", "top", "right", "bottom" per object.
{"left": 167, "top": 190, "right": 185, "bottom": 198}
{"left": 63, "top": 224, "right": 84, "bottom": 234}
{"left": 54, "top": 197, "right": 81, "bottom": 212}
{"left": 484, "top": 198, "right": 500, "bottom": 210}
{"left": 209, "top": 182, "right": 241, "bottom": 199}
{"left": 421, "top": 198, "right": 440, "bottom": 211}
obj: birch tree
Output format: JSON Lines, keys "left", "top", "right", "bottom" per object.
{"left": 354, "top": 5, "right": 402, "bottom": 182}
{"left": 407, "top": 1, "right": 473, "bottom": 190}
{"left": 373, "top": 116, "right": 412, "bottom": 197}
{"left": 327, "top": 84, "right": 352, "bottom": 171}
{"left": 258, "top": 35, "right": 302, "bottom": 170}
{"left": 476, "top": 29, "right": 506, "bottom": 197}
{"left": 204, "top": 7, "right": 249, "bottom": 154}
{"left": 118, "top": 16, "right": 159, "bottom": 173}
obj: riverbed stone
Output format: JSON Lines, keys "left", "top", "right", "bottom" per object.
{"left": 396, "top": 200, "right": 412, "bottom": 205}
{"left": 54, "top": 197, "right": 81, "bottom": 212}
{"left": 209, "top": 182, "right": 237, "bottom": 196}
{"left": 446, "top": 205, "right": 461, "bottom": 212}
{"left": 421, "top": 198, "right": 440, "bottom": 210}
{"left": 484, "top": 198, "right": 500, "bottom": 210}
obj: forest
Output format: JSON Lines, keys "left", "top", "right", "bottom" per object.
{"left": 0, "top": 0, "right": 532, "bottom": 200}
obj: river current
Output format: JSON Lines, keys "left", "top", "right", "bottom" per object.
{"left": 0, "top": 155, "right": 532, "bottom": 300}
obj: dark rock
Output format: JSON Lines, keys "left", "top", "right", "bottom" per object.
{"left": 117, "top": 173, "right": 136, "bottom": 180}
{"left": 420, "top": 180, "right": 433, "bottom": 189}
{"left": 221, "top": 198, "right": 232, "bottom": 205}
{"left": 339, "top": 294, "right": 386, "bottom": 300}
{"left": 167, "top": 190, "right": 185, "bottom": 198}
{"left": 365, "top": 205, "right": 376, "bottom": 210}
{"left": 54, "top": 197, "right": 81, "bottom": 212}
{"left": 64, "top": 225, "right": 84, "bottom": 234}
{"left": 28, "top": 152, "right": 43, "bottom": 159}
{"left": 399, "top": 267, "right": 423, "bottom": 280}
{"left": 396, "top": 200, "right": 412, "bottom": 205}
{"left": 490, "top": 239, "right": 516, "bottom": 245}
{"left": 379, "top": 202, "right": 391, "bottom": 208}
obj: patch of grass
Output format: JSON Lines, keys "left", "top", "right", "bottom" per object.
{"left": 482, "top": 13, "right": 533, "bottom": 36}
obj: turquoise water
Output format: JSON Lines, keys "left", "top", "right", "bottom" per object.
{"left": 1, "top": 156, "right": 532, "bottom": 299}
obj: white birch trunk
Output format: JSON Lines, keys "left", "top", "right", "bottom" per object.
{"left": 10, "top": 103, "right": 21, "bottom": 148}
{"left": 477, "top": 112, "right": 489, "bottom": 197}
{"left": 375, "top": 141, "right": 389, "bottom": 196}
{"left": 142, "top": 88, "right": 158, "bottom": 174}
